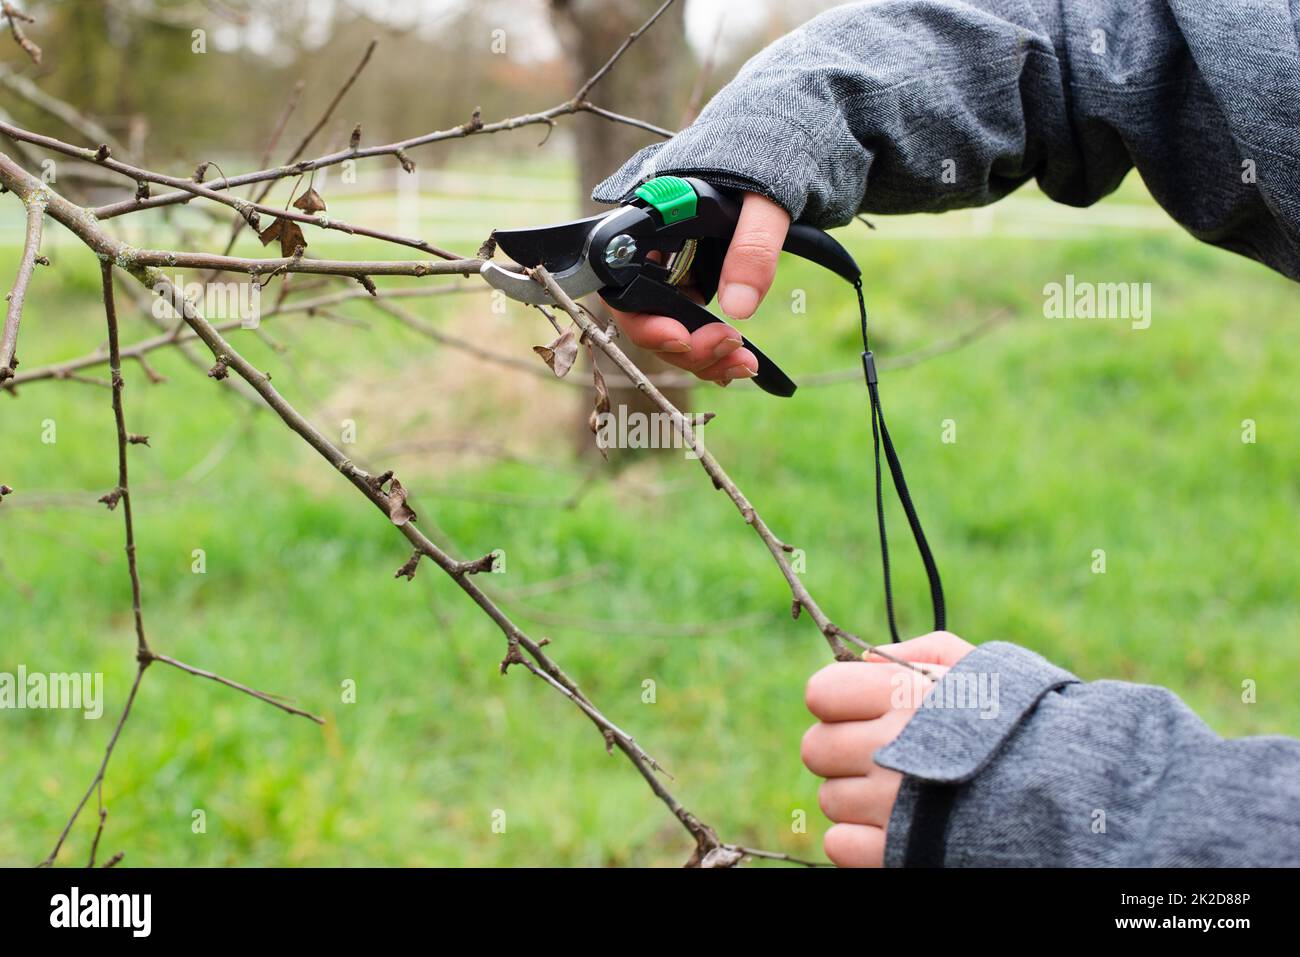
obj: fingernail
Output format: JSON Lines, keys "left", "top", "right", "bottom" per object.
{"left": 726, "top": 365, "right": 757, "bottom": 379}
{"left": 719, "top": 283, "right": 759, "bottom": 320}
{"left": 712, "top": 336, "right": 743, "bottom": 359}
{"left": 660, "top": 339, "right": 691, "bottom": 354}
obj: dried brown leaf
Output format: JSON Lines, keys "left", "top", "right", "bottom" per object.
{"left": 387, "top": 477, "right": 417, "bottom": 526}
{"left": 277, "top": 220, "right": 308, "bottom": 258}
{"left": 257, "top": 217, "right": 284, "bottom": 247}
{"left": 586, "top": 344, "right": 612, "bottom": 459}
{"left": 293, "top": 188, "right": 327, "bottom": 214}
{"left": 532, "top": 328, "right": 578, "bottom": 378}
{"left": 592, "top": 361, "right": 610, "bottom": 418}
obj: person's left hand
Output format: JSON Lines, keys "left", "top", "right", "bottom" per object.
{"left": 801, "top": 631, "right": 975, "bottom": 867}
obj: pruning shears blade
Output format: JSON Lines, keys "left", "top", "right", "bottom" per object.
{"left": 492, "top": 213, "right": 607, "bottom": 272}
{"left": 482, "top": 212, "right": 615, "bottom": 305}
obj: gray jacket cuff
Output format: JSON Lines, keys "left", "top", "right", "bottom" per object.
{"left": 875, "top": 641, "right": 1080, "bottom": 867}
{"left": 876, "top": 641, "right": 1081, "bottom": 782}
{"left": 591, "top": 115, "right": 825, "bottom": 223}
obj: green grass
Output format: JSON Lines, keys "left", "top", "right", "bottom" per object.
{"left": 1, "top": 174, "right": 1297, "bottom": 866}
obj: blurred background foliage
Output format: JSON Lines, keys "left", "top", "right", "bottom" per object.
{"left": 1, "top": 0, "right": 1298, "bottom": 866}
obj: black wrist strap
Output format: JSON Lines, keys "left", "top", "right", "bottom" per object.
{"left": 900, "top": 783, "right": 959, "bottom": 867}
{"left": 856, "top": 280, "right": 946, "bottom": 643}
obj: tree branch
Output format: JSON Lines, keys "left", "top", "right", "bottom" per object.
{"left": 1, "top": 1, "right": 41, "bottom": 65}
{"left": 0, "top": 62, "right": 127, "bottom": 157}
{"left": 146, "top": 652, "right": 325, "bottom": 724}
{"left": 0, "top": 119, "right": 469, "bottom": 261}
{"left": 573, "top": 0, "right": 678, "bottom": 102}
{"left": 529, "top": 266, "right": 932, "bottom": 673}
{"left": 3, "top": 284, "right": 482, "bottom": 391}
{"left": 0, "top": 189, "right": 44, "bottom": 381}
{"left": 99, "top": 260, "right": 150, "bottom": 655}
{"left": 39, "top": 663, "right": 147, "bottom": 868}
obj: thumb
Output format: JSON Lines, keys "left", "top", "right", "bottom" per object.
{"left": 866, "top": 631, "right": 976, "bottom": 669}
{"left": 717, "top": 192, "right": 789, "bottom": 321}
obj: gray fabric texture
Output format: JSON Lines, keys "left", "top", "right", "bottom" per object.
{"left": 875, "top": 642, "right": 1300, "bottom": 866}
{"left": 593, "top": 0, "right": 1300, "bottom": 279}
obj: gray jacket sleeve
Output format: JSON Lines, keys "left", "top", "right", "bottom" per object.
{"left": 594, "top": 0, "right": 1300, "bottom": 280}
{"left": 873, "top": 642, "right": 1300, "bottom": 866}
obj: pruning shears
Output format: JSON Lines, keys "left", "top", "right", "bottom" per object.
{"left": 481, "top": 175, "right": 862, "bottom": 397}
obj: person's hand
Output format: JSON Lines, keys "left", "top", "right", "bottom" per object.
{"left": 801, "top": 631, "right": 976, "bottom": 867}
{"left": 603, "top": 191, "right": 790, "bottom": 386}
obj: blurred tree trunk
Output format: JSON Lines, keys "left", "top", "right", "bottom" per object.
{"left": 549, "top": 0, "right": 694, "bottom": 452}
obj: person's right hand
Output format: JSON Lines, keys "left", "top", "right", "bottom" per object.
{"left": 601, "top": 191, "right": 791, "bottom": 386}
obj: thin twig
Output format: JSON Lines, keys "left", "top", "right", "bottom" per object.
{"left": 573, "top": 0, "right": 677, "bottom": 102}
{"left": 73, "top": 23, "right": 674, "bottom": 223}
{"left": 1, "top": 1, "right": 41, "bottom": 65}
{"left": 531, "top": 266, "right": 931, "bottom": 674}
{"left": 3, "top": 284, "right": 481, "bottom": 391}
{"left": 146, "top": 652, "right": 326, "bottom": 724}
{"left": 0, "top": 119, "right": 468, "bottom": 262}
{"left": 0, "top": 191, "right": 44, "bottom": 380}
{"left": 100, "top": 260, "right": 150, "bottom": 655}
{"left": 0, "top": 63, "right": 125, "bottom": 157}
{"left": 40, "top": 663, "right": 148, "bottom": 867}
{"left": 576, "top": 104, "right": 673, "bottom": 139}
{"left": 288, "top": 39, "right": 376, "bottom": 164}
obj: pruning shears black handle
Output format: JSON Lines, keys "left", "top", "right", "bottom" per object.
{"left": 676, "top": 183, "right": 862, "bottom": 301}
{"left": 486, "top": 176, "right": 862, "bottom": 397}
{"left": 597, "top": 178, "right": 860, "bottom": 397}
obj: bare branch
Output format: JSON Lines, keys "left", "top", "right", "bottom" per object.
{"left": 146, "top": 652, "right": 326, "bottom": 724}
{"left": 1, "top": 1, "right": 41, "bottom": 65}
{"left": 0, "top": 62, "right": 126, "bottom": 157}
{"left": 3, "top": 284, "right": 481, "bottom": 390}
{"left": 40, "top": 662, "right": 148, "bottom": 868}
{"left": 99, "top": 261, "right": 150, "bottom": 656}
{"left": 573, "top": 0, "right": 677, "bottom": 102}
{"left": 255, "top": 80, "right": 306, "bottom": 171}
{"left": 70, "top": 11, "right": 676, "bottom": 225}
{"left": 84, "top": 97, "right": 670, "bottom": 222}
{"left": 286, "top": 38, "right": 376, "bottom": 166}
{"left": 0, "top": 190, "right": 44, "bottom": 381}
{"left": 575, "top": 103, "right": 674, "bottom": 139}
{"left": 0, "top": 119, "right": 469, "bottom": 261}
{"left": 530, "top": 266, "right": 933, "bottom": 675}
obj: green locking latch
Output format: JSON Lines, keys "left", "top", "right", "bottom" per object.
{"left": 634, "top": 176, "right": 697, "bottom": 224}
